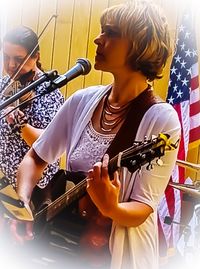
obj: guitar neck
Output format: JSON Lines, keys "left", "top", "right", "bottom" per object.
{"left": 35, "top": 178, "right": 87, "bottom": 221}
{"left": 35, "top": 133, "right": 171, "bottom": 222}
{"left": 35, "top": 157, "right": 118, "bottom": 222}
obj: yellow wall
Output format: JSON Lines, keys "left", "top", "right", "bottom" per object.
{"left": 1, "top": 0, "right": 200, "bottom": 179}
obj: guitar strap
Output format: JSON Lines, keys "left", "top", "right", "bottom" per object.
{"left": 106, "top": 86, "right": 162, "bottom": 160}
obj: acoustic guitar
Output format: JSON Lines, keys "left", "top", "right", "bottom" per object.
{"left": 0, "top": 133, "right": 178, "bottom": 267}
{"left": 34, "top": 133, "right": 177, "bottom": 222}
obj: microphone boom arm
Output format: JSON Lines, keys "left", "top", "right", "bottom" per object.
{"left": 0, "top": 58, "right": 91, "bottom": 112}
{"left": 0, "top": 70, "right": 58, "bottom": 112}
{"left": 176, "top": 159, "right": 200, "bottom": 172}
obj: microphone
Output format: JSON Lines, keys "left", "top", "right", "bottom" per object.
{"left": 0, "top": 58, "right": 91, "bottom": 111}
{"left": 52, "top": 58, "right": 91, "bottom": 88}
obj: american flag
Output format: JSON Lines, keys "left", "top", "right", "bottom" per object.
{"left": 158, "top": 11, "right": 200, "bottom": 257}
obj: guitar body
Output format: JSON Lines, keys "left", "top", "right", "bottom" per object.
{"left": 78, "top": 193, "right": 112, "bottom": 267}
{"left": 32, "top": 169, "right": 67, "bottom": 236}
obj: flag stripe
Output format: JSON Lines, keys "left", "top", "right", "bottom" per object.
{"left": 191, "top": 62, "right": 199, "bottom": 77}
{"left": 189, "top": 125, "right": 200, "bottom": 142}
{"left": 190, "top": 100, "right": 200, "bottom": 116}
{"left": 190, "top": 76, "right": 199, "bottom": 90}
{"left": 190, "top": 88, "right": 200, "bottom": 104}
{"left": 190, "top": 113, "right": 200, "bottom": 129}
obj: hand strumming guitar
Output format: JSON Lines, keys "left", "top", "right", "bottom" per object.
{"left": 8, "top": 199, "right": 34, "bottom": 245}
{"left": 9, "top": 218, "right": 34, "bottom": 245}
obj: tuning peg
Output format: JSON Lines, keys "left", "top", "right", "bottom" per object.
{"left": 156, "top": 159, "right": 163, "bottom": 166}
{"left": 147, "top": 163, "right": 153, "bottom": 170}
{"left": 144, "top": 136, "right": 148, "bottom": 142}
{"left": 130, "top": 159, "right": 137, "bottom": 166}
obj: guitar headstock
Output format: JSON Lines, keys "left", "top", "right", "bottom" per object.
{"left": 109, "top": 133, "right": 179, "bottom": 174}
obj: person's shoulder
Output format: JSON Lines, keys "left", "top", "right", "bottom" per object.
{"left": 144, "top": 102, "right": 180, "bottom": 128}
{"left": 150, "top": 102, "right": 179, "bottom": 117}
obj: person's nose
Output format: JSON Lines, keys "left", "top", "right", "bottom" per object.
{"left": 94, "top": 33, "right": 104, "bottom": 46}
{"left": 8, "top": 58, "right": 17, "bottom": 70}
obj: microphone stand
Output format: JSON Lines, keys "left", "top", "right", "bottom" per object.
{"left": 164, "top": 216, "right": 193, "bottom": 262}
{"left": 194, "top": 205, "right": 200, "bottom": 258}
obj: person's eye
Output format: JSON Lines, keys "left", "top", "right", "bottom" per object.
{"left": 107, "top": 29, "right": 121, "bottom": 37}
{"left": 102, "top": 27, "right": 121, "bottom": 38}
{"left": 15, "top": 58, "right": 24, "bottom": 64}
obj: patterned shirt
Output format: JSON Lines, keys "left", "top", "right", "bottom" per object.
{"left": 0, "top": 75, "right": 64, "bottom": 188}
{"left": 69, "top": 120, "right": 115, "bottom": 172}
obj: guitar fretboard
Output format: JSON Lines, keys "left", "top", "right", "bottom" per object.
{"left": 35, "top": 178, "right": 87, "bottom": 221}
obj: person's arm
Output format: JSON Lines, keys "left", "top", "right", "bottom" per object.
{"left": 7, "top": 148, "right": 48, "bottom": 244}
{"left": 20, "top": 124, "right": 43, "bottom": 146}
{"left": 5, "top": 106, "right": 43, "bottom": 146}
{"left": 16, "top": 148, "right": 48, "bottom": 204}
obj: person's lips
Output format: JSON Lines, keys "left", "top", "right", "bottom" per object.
{"left": 95, "top": 51, "right": 104, "bottom": 60}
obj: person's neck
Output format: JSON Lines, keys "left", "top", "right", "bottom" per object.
{"left": 109, "top": 72, "right": 149, "bottom": 106}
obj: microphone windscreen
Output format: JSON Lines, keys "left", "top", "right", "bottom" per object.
{"left": 77, "top": 58, "right": 91, "bottom": 75}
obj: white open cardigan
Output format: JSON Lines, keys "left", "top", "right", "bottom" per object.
{"left": 33, "top": 85, "right": 181, "bottom": 269}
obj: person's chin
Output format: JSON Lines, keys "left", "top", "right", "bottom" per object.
{"left": 94, "top": 63, "right": 101, "bottom": 70}
{"left": 7, "top": 71, "right": 15, "bottom": 77}
{"left": 7, "top": 71, "right": 21, "bottom": 80}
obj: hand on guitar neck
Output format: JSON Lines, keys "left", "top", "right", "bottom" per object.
{"left": 86, "top": 154, "right": 121, "bottom": 219}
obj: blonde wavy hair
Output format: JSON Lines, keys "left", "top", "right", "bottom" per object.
{"left": 100, "top": 0, "right": 171, "bottom": 81}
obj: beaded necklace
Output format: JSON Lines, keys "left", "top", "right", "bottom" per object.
{"left": 100, "top": 92, "right": 132, "bottom": 132}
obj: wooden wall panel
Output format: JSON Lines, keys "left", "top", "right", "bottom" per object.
{"left": 5, "top": 0, "right": 23, "bottom": 29}
{"left": 51, "top": 0, "right": 75, "bottom": 98}
{"left": 21, "top": 0, "right": 40, "bottom": 32}
{"left": 66, "top": 0, "right": 92, "bottom": 97}
{"left": 1, "top": 0, "right": 200, "bottom": 172}
{"left": 37, "top": 0, "right": 57, "bottom": 71}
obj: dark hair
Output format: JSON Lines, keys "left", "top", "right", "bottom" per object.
{"left": 3, "top": 26, "right": 43, "bottom": 70}
{"left": 3, "top": 26, "right": 40, "bottom": 56}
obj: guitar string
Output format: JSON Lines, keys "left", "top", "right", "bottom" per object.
{"left": 36, "top": 143, "right": 157, "bottom": 218}
{"left": 35, "top": 154, "right": 122, "bottom": 218}
{"left": 35, "top": 153, "right": 142, "bottom": 218}
{"left": 35, "top": 138, "right": 166, "bottom": 219}
{"left": 35, "top": 179, "right": 87, "bottom": 218}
